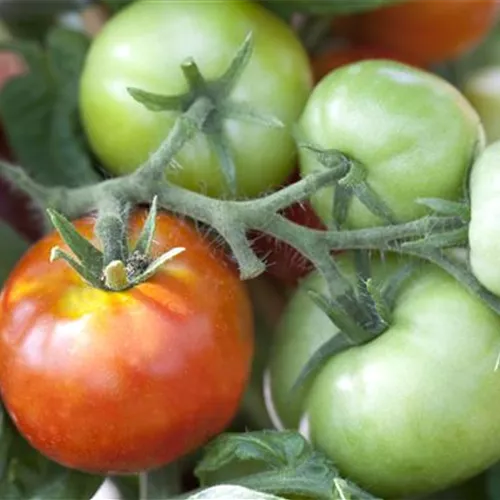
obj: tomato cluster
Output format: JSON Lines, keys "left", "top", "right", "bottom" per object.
{"left": 1, "top": 1, "right": 500, "bottom": 500}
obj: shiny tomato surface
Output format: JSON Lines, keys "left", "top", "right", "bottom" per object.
{"left": 0, "top": 210, "right": 254, "bottom": 474}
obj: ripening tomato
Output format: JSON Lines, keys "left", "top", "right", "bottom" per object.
{"left": 298, "top": 60, "right": 484, "bottom": 229}
{"left": 0, "top": 210, "right": 254, "bottom": 473}
{"left": 80, "top": 0, "right": 312, "bottom": 199}
{"left": 267, "top": 253, "right": 500, "bottom": 498}
{"left": 311, "top": 45, "right": 415, "bottom": 82}
{"left": 333, "top": 0, "right": 499, "bottom": 65}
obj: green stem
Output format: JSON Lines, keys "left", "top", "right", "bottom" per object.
{"left": 135, "top": 96, "right": 214, "bottom": 183}
{"left": 94, "top": 197, "right": 129, "bottom": 265}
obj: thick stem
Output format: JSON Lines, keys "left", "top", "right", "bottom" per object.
{"left": 135, "top": 96, "right": 214, "bottom": 183}
{"left": 94, "top": 197, "right": 129, "bottom": 265}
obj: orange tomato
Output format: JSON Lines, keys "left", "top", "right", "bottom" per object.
{"left": 333, "top": 0, "right": 499, "bottom": 65}
{"left": 0, "top": 210, "right": 253, "bottom": 473}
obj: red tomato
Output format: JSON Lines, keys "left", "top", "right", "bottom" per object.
{"left": 0, "top": 210, "right": 254, "bottom": 473}
{"left": 251, "top": 172, "right": 325, "bottom": 286}
{"left": 333, "top": 0, "right": 499, "bottom": 65}
{"left": 312, "top": 45, "right": 414, "bottom": 82}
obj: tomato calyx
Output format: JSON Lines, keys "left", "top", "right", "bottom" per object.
{"left": 300, "top": 143, "right": 398, "bottom": 227}
{"left": 127, "top": 32, "right": 283, "bottom": 196}
{"left": 291, "top": 251, "right": 418, "bottom": 393}
{"left": 48, "top": 196, "right": 185, "bottom": 291}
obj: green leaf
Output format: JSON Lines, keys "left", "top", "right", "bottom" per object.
{"left": 195, "top": 430, "right": 379, "bottom": 500}
{"left": 0, "top": 28, "right": 102, "bottom": 187}
{"left": 0, "top": 221, "right": 28, "bottom": 285}
{"left": 207, "top": 128, "right": 237, "bottom": 196}
{"left": 0, "top": 408, "right": 103, "bottom": 500}
{"left": 262, "top": 0, "right": 404, "bottom": 15}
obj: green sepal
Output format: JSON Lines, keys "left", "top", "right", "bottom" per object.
{"left": 308, "top": 289, "right": 370, "bottom": 343}
{"left": 50, "top": 247, "right": 102, "bottom": 288}
{"left": 133, "top": 196, "right": 158, "bottom": 256}
{"left": 380, "top": 262, "right": 418, "bottom": 313}
{"left": 341, "top": 162, "right": 398, "bottom": 225}
{"left": 207, "top": 128, "right": 237, "bottom": 196}
{"left": 215, "top": 32, "right": 253, "bottom": 96}
{"left": 182, "top": 59, "right": 209, "bottom": 94}
{"left": 331, "top": 182, "right": 352, "bottom": 230}
{"left": 127, "top": 87, "right": 191, "bottom": 112}
{"left": 220, "top": 101, "right": 283, "bottom": 129}
{"left": 416, "top": 198, "right": 470, "bottom": 220}
{"left": 131, "top": 247, "right": 186, "bottom": 286}
{"left": 401, "top": 227, "right": 469, "bottom": 252}
{"left": 365, "top": 278, "right": 390, "bottom": 332}
{"left": 47, "top": 209, "right": 103, "bottom": 278}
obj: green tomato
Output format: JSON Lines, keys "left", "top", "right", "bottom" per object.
{"left": 266, "top": 253, "right": 500, "bottom": 498}
{"left": 79, "top": 0, "right": 312, "bottom": 198}
{"left": 469, "top": 141, "right": 500, "bottom": 295}
{"left": 298, "top": 60, "right": 484, "bottom": 228}
{"left": 463, "top": 66, "right": 500, "bottom": 144}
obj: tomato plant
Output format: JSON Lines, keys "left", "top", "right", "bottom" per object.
{"left": 333, "top": 0, "right": 499, "bottom": 65}
{"left": 298, "top": 60, "right": 484, "bottom": 228}
{"left": 0, "top": 209, "right": 254, "bottom": 474}
{"left": 79, "top": 0, "right": 312, "bottom": 199}
{"left": 266, "top": 253, "right": 500, "bottom": 498}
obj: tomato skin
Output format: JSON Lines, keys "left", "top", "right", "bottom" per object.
{"left": 469, "top": 141, "right": 500, "bottom": 295}
{"left": 334, "top": 0, "right": 499, "bottom": 65}
{"left": 0, "top": 211, "right": 254, "bottom": 473}
{"left": 298, "top": 60, "right": 484, "bottom": 229}
{"left": 311, "top": 45, "right": 414, "bottom": 82}
{"left": 267, "top": 254, "right": 500, "bottom": 498}
{"left": 79, "top": 0, "right": 312, "bottom": 199}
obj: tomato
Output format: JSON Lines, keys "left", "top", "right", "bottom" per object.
{"left": 469, "top": 141, "right": 500, "bottom": 295}
{"left": 0, "top": 210, "right": 254, "bottom": 473}
{"left": 333, "top": 0, "right": 499, "bottom": 65}
{"left": 266, "top": 253, "right": 500, "bottom": 498}
{"left": 311, "top": 45, "right": 415, "bottom": 82}
{"left": 79, "top": 0, "right": 312, "bottom": 199}
{"left": 464, "top": 66, "right": 500, "bottom": 145}
{"left": 298, "top": 60, "right": 484, "bottom": 229}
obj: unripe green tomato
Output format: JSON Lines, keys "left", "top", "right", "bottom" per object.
{"left": 79, "top": 0, "right": 312, "bottom": 199}
{"left": 267, "top": 254, "right": 500, "bottom": 499}
{"left": 463, "top": 66, "right": 500, "bottom": 144}
{"left": 298, "top": 60, "right": 484, "bottom": 228}
{"left": 469, "top": 141, "right": 500, "bottom": 294}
